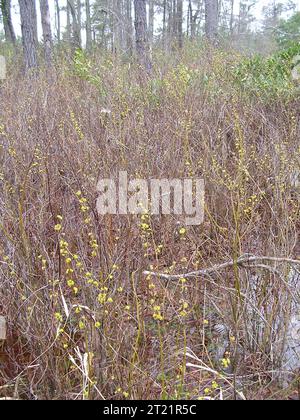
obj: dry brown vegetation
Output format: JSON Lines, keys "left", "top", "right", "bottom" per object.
{"left": 0, "top": 47, "right": 300, "bottom": 400}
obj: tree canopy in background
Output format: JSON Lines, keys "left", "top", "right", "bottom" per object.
{"left": 277, "top": 11, "right": 300, "bottom": 47}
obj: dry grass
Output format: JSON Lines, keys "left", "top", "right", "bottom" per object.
{"left": 0, "top": 46, "right": 300, "bottom": 400}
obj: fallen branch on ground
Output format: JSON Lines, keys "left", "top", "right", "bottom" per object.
{"left": 143, "top": 255, "right": 300, "bottom": 281}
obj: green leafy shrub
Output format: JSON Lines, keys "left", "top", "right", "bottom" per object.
{"left": 233, "top": 43, "right": 300, "bottom": 98}
{"left": 72, "top": 49, "right": 106, "bottom": 97}
{"left": 277, "top": 12, "right": 300, "bottom": 49}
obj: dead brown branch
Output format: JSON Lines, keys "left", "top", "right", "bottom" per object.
{"left": 143, "top": 255, "right": 300, "bottom": 281}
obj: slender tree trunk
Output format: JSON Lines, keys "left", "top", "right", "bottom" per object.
{"left": 18, "top": 0, "right": 38, "bottom": 70}
{"left": 205, "top": 0, "right": 218, "bottom": 44}
{"left": 187, "top": 0, "right": 191, "bottom": 37}
{"left": 237, "top": 1, "right": 242, "bottom": 35}
{"left": 149, "top": 0, "right": 154, "bottom": 45}
{"left": 171, "top": 0, "right": 176, "bottom": 39}
{"left": 85, "top": 0, "right": 92, "bottom": 50}
{"left": 230, "top": 0, "right": 234, "bottom": 35}
{"left": 125, "top": 0, "right": 133, "bottom": 54}
{"left": 113, "top": 0, "right": 123, "bottom": 54}
{"left": 39, "top": 0, "right": 52, "bottom": 65}
{"left": 197, "top": 0, "right": 205, "bottom": 36}
{"left": 0, "top": 0, "right": 16, "bottom": 44}
{"left": 167, "top": 0, "right": 173, "bottom": 47}
{"left": 134, "top": 0, "right": 151, "bottom": 71}
{"left": 68, "top": 0, "right": 81, "bottom": 48}
{"left": 32, "top": 0, "right": 38, "bottom": 43}
{"left": 190, "top": 2, "right": 199, "bottom": 39}
{"left": 162, "top": 0, "right": 167, "bottom": 49}
{"left": 55, "top": 0, "right": 61, "bottom": 42}
{"left": 77, "top": 0, "right": 82, "bottom": 46}
{"left": 66, "top": 0, "right": 71, "bottom": 43}
{"left": 177, "top": 0, "right": 183, "bottom": 48}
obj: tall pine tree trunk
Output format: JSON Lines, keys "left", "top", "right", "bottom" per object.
{"left": 66, "top": 0, "right": 71, "bottom": 43}
{"left": 230, "top": 0, "right": 234, "bottom": 35}
{"left": 134, "top": 0, "right": 151, "bottom": 71}
{"left": 77, "top": 0, "right": 82, "bottom": 47}
{"left": 177, "top": 0, "right": 183, "bottom": 49}
{"left": 205, "top": 0, "right": 218, "bottom": 44}
{"left": 55, "top": 0, "right": 61, "bottom": 42}
{"left": 162, "top": 0, "right": 167, "bottom": 49}
{"left": 0, "top": 0, "right": 16, "bottom": 44}
{"left": 85, "top": 0, "right": 92, "bottom": 50}
{"left": 149, "top": 0, "right": 154, "bottom": 45}
{"left": 39, "top": 0, "right": 52, "bottom": 65}
{"left": 68, "top": 0, "right": 81, "bottom": 48}
{"left": 125, "top": 0, "right": 133, "bottom": 54}
{"left": 18, "top": 0, "right": 38, "bottom": 70}
{"left": 113, "top": 0, "right": 123, "bottom": 54}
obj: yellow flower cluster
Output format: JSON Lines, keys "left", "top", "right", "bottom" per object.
{"left": 179, "top": 301, "right": 189, "bottom": 318}
{"left": 70, "top": 111, "right": 84, "bottom": 141}
{"left": 221, "top": 357, "right": 231, "bottom": 369}
{"left": 98, "top": 287, "right": 113, "bottom": 305}
{"left": 153, "top": 305, "right": 164, "bottom": 321}
{"left": 88, "top": 232, "right": 98, "bottom": 258}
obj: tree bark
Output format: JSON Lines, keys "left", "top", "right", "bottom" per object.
{"left": 172, "top": 0, "right": 176, "bottom": 38}
{"left": 113, "top": 0, "right": 123, "bottom": 54}
{"left": 66, "top": 0, "right": 71, "bottom": 43}
{"left": 134, "top": 0, "right": 151, "bottom": 71}
{"left": 125, "top": 0, "right": 133, "bottom": 54}
{"left": 55, "top": 0, "right": 61, "bottom": 42}
{"left": 177, "top": 0, "right": 183, "bottom": 48}
{"left": 205, "top": 0, "right": 219, "bottom": 44}
{"left": 68, "top": 0, "right": 81, "bottom": 48}
{"left": 85, "top": 0, "right": 92, "bottom": 50}
{"left": 230, "top": 0, "right": 234, "bottom": 35}
{"left": 39, "top": 0, "right": 53, "bottom": 65}
{"left": 162, "top": 0, "right": 167, "bottom": 49}
{"left": 189, "top": 0, "right": 202, "bottom": 39}
{"left": 0, "top": 0, "right": 16, "bottom": 44}
{"left": 149, "top": 0, "right": 154, "bottom": 45}
{"left": 18, "top": 0, "right": 38, "bottom": 70}
{"left": 77, "top": 0, "right": 82, "bottom": 46}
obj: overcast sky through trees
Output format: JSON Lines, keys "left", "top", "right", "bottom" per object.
{"left": 0, "top": 0, "right": 300, "bottom": 43}
{"left": 2, "top": 0, "right": 300, "bottom": 43}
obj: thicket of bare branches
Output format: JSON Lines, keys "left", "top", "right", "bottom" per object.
{"left": 0, "top": 46, "right": 299, "bottom": 399}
